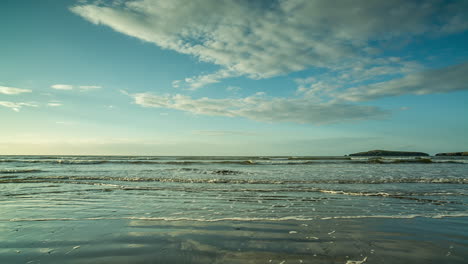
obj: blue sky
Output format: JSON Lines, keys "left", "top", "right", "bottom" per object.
{"left": 1, "top": 0, "right": 467, "bottom": 155}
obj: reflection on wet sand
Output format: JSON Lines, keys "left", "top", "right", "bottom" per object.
{"left": 1, "top": 217, "right": 467, "bottom": 264}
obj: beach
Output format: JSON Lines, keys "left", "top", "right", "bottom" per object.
{"left": 1, "top": 217, "right": 467, "bottom": 263}
{"left": 1, "top": 155, "right": 467, "bottom": 263}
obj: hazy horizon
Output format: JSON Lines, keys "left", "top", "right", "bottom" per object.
{"left": 0, "top": 150, "right": 463, "bottom": 157}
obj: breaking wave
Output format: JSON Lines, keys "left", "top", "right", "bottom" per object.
{"left": 3, "top": 213, "right": 468, "bottom": 223}
{"left": 1, "top": 156, "right": 467, "bottom": 165}
{"left": 0, "top": 169, "right": 44, "bottom": 174}
{"left": 1, "top": 175, "right": 465, "bottom": 185}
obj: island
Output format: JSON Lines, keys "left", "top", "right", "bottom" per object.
{"left": 349, "top": 150, "right": 429, "bottom": 156}
{"left": 435, "top": 152, "right": 468, "bottom": 156}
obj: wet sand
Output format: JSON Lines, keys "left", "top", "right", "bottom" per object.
{"left": 1, "top": 217, "right": 467, "bottom": 264}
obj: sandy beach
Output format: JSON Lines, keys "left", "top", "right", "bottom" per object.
{"left": 1, "top": 216, "right": 467, "bottom": 263}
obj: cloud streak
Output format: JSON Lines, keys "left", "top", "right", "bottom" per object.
{"left": 130, "top": 92, "right": 388, "bottom": 125}
{"left": 0, "top": 101, "right": 38, "bottom": 112}
{"left": 180, "top": 69, "right": 239, "bottom": 90}
{"left": 0, "top": 86, "right": 32, "bottom": 95}
{"left": 51, "top": 84, "right": 73, "bottom": 90}
{"left": 51, "top": 84, "right": 102, "bottom": 91}
{"left": 47, "top": 101, "right": 63, "bottom": 107}
{"left": 336, "top": 62, "right": 468, "bottom": 101}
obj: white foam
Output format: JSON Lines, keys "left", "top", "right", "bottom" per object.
{"left": 319, "top": 190, "right": 391, "bottom": 197}
{"left": 320, "top": 213, "right": 468, "bottom": 220}
{"left": 3, "top": 213, "right": 468, "bottom": 223}
{"left": 0, "top": 169, "right": 43, "bottom": 174}
{"left": 346, "top": 256, "right": 367, "bottom": 264}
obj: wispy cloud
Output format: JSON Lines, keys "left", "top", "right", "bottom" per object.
{"left": 295, "top": 60, "right": 422, "bottom": 100}
{"left": 130, "top": 92, "right": 388, "bottom": 125}
{"left": 335, "top": 62, "right": 468, "bottom": 102}
{"left": 51, "top": 84, "right": 102, "bottom": 91}
{"left": 51, "top": 84, "right": 73, "bottom": 90}
{"left": 178, "top": 69, "right": 239, "bottom": 90}
{"left": 47, "top": 101, "right": 63, "bottom": 107}
{"left": 0, "top": 86, "right": 32, "bottom": 95}
{"left": 71, "top": 0, "right": 468, "bottom": 88}
{"left": 226, "top": 86, "right": 241, "bottom": 93}
{"left": 0, "top": 101, "right": 37, "bottom": 112}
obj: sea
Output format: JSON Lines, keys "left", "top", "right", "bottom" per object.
{"left": 1, "top": 155, "right": 467, "bottom": 263}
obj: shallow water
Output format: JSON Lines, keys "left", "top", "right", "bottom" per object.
{"left": 1, "top": 155, "right": 467, "bottom": 263}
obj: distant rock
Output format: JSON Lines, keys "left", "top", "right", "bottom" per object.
{"left": 435, "top": 152, "right": 468, "bottom": 156}
{"left": 348, "top": 150, "right": 429, "bottom": 157}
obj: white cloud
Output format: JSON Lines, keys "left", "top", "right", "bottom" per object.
{"left": 171, "top": 80, "right": 181, "bottom": 88}
{"left": 0, "top": 86, "right": 32, "bottom": 95}
{"left": 130, "top": 92, "right": 388, "bottom": 125}
{"left": 71, "top": 0, "right": 467, "bottom": 125}
{"left": 0, "top": 101, "right": 37, "bottom": 112}
{"left": 336, "top": 62, "right": 468, "bottom": 101}
{"left": 71, "top": 0, "right": 468, "bottom": 88}
{"left": 51, "top": 84, "right": 102, "bottom": 91}
{"left": 47, "top": 102, "right": 63, "bottom": 107}
{"left": 51, "top": 84, "right": 74, "bottom": 90}
{"left": 181, "top": 69, "right": 238, "bottom": 90}
{"left": 295, "top": 59, "right": 423, "bottom": 100}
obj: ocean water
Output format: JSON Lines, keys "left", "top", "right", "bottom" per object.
{"left": 1, "top": 155, "right": 467, "bottom": 263}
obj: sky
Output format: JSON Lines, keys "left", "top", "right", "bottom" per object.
{"left": 1, "top": 0, "right": 468, "bottom": 156}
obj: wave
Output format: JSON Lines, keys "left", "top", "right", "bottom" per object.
{"left": 361, "top": 157, "right": 467, "bottom": 164}
{"left": 3, "top": 213, "right": 468, "bottom": 223}
{"left": 4, "top": 182, "right": 466, "bottom": 197}
{"left": 174, "top": 168, "right": 243, "bottom": 175}
{"left": 1, "top": 156, "right": 467, "bottom": 165}
{"left": 1, "top": 175, "right": 466, "bottom": 185}
{"left": 0, "top": 175, "right": 18, "bottom": 179}
{"left": 0, "top": 169, "right": 44, "bottom": 174}
{"left": 0, "top": 159, "right": 109, "bottom": 165}
{"left": 6, "top": 183, "right": 467, "bottom": 199}
{"left": 317, "top": 190, "right": 466, "bottom": 205}
{"left": 319, "top": 213, "right": 468, "bottom": 220}
{"left": 3, "top": 179, "right": 465, "bottom": 207}
{"left": 0, "top": 159, "right": 257, "bottom": 165}
{"left": 171, "top": 156, "right": 352, "bottom": 161}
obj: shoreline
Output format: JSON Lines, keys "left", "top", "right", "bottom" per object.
{"left": 1, "top": 216, "right": 467, "bottom": 263}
